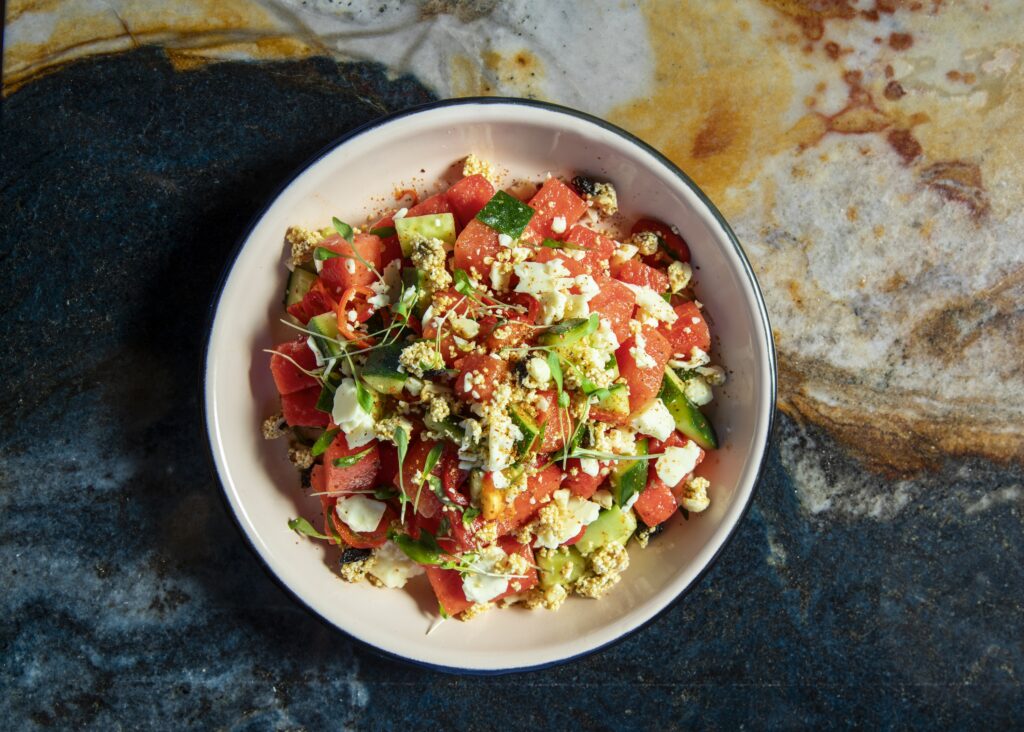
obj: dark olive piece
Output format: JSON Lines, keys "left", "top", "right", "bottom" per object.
{"left": 340, "top": 547, "right": 373, "bottom": 564}
{"left": 570, "top": 175, "right": 599, "bottom": 196}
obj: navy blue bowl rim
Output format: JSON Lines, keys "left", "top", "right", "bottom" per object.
{"left": 200, "top": 95, "right": 778, "bottom": 677}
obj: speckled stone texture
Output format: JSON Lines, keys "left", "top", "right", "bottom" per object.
{"left": 1, "top": 49, "right": 1021, "bottom": 729}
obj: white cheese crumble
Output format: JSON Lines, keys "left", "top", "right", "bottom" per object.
{"left": 579, "top": 458, "right": 600, "bottom": 476}
{"left": 331, "top": 379, "right": 376, "bottom": 448}
{"left": 655, "top": 442, "right": 702, "bottom": 486}
{"left": 461, "top": 544, "right": 510, "bottom": 604}
{"left": 527, "top": 356, "right": 552, "bottom": 386}
{"left": 393, "top": 207, "right": 408, "bottom": 220}
{"left": 611, "top": 242, "right": 639, "bottom": 267}
{"left": 498, "top": 233, "right": 514, "bottom": 248}
{"left": 367, "top": 540, "right": 424, "bottom": 588}
{"left": 532, "top": 489, "right": 602, "bottom": 549}
{"left": 669, "top": 346, "right": 711, "bottom": 370}
{"left": 452, "top": 316, "right": 480, "bottom": 339}
{"left": 630, "top": 332, "right": 657, "bottom": 370}
{"left": 684, "top": 375, "right": 713, "bottom": 406}
{"left": 623, "top": 283, "right": 678, "bottom": 325}
{"left": 551, "top": 216, "right": 567, "bottom": 234}
{"left": 630, "top": 398, "right": 675, "bottom": 441}
{"left": 668, "top": 260, "right": 692, "bottom": 292}
{"left": 335, "top": 495, "right": 387, "bottom": 533}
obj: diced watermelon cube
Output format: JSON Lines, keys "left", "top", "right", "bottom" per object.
{"left": 562, "top": 459, "right": 606, "bottom": 499}
{"left": 616, "top": 326, "right": 672, "bottom": 414}
{"left": 588, "top": 277, "right": 636, "bottom": 344}
{"left": 280, "top": 386, "right": 329, "bottom": 427}
{"left": 616, "top": 259, "right": 670, "bottom": 292}
{"left": 270, "top": 338, "right": 318, "bottom": 395}
{"left": 446, "top": 175, "right": 495, "bottom": 228}
{"left": 453, "top": 219, "right": 501, "bottom": 278}
{"left": 324, "top": 434, "right": 381, "bottom": 493}
{"left": 661, "top": 301, "right": 711, "bottom": 355}
{"left": 319, "top": 233, "right": 382, "bottom": 295}
{"left": 521, "top": 178, "right": 588, "bottom": 243}
{"left": 634, "top": 479, "right": 678, "bottom": 527}
{"left": 408, "top": 192, "right": 452, "bottom": 217}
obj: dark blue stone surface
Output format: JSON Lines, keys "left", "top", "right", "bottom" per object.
{"left": 1, "top": 48, "right": 1021, "bottom": 729}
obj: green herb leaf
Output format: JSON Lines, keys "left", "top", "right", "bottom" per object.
{"left": 422, "top": 443, "right": 444, "bottom": 478}
{"left": 310, "top": 428, "right": 340, "bottom": 457}
{"left": 438, "top": 601, "right": 450, "bottom": 620}
{"left": 332, "top": 217, "right": 354, "bottom": 243}
{"left": 462, "top": 506, "right": 481, "bottom": 528}
{"left": 369, "top": 226, "right": 396, "bottom": 238}
{"left": 475, "top": 190, "right": 535, "bottom": 238}
{"left": 391, "top": 529, "right": 443, "bottom": 565}
{"left": 547, "top": 350, "right": 563, "bottom": 397}
{"left": 355, "top": 379, "right": 374, "bottom": 414}
{"left": 558, "top": 391, "right": 570, "bottom": 408}
{"left": 313, "top": 246, "right": 344, "bottom": 261}
{"left": 332, "top": 446, "right": 372, "bottom": 468}
{"left": 452, "top": 268, "right": 476, "bottom": 297}
{"left": 540, "top": 237, "right": 586, "bottom": 251}
{"left": 287, "top": 517, "right": 330, "bottom": 541}
{"left": 395, "top": 426, "right": 410, "bottom": 520}
{"left": 373, "top": 486, "right": 399, "bottom": 500}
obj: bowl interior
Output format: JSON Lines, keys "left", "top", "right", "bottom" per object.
{"left": 205, "top": 101, "right": 774, "bottom": 672}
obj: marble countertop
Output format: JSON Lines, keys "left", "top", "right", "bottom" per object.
{"left": 2, "top": 1, "right": 1021, "bottom": 728}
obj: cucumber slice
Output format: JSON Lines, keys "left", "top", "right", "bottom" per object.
{"left": 660, "top": 368, "right": 718, "bottom": 450}
{"left": 424, "top": 414, "right": 465, "bottom": 443}
{"left": 307, "top": 312, "right": 343, "bottom": 358}
{"left": 400, "top": 268, "right": 432, "bottom": 316}
{"left": 509, "top": 405, "right": 540, "bottom": 457}
{"left": 395, "top": 213, "right": 457, "bottom": 256}
{"left": 361, "top": 343, "right": 407, "bottom": 396}
{"left": 285, "top": 268, "right": 317, "bottom": 307}
{"left": 538, "top": 546, "right": 587, "bottom": 588}
{"left": 610, "top": 438, "right": 648, "bottom": 507}
{"left": 593, "top": 355, "right": 629, "bottom": 419}
{"left": 475, "top": 190, "right": 535, "bottom": 239}
{"left": 538, "top": 314, "right": 599, "bottom": 348}
{"left": 575, "top": 505, "right": 637, "bottom": 556}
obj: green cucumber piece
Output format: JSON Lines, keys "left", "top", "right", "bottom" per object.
{"left": 660, "top": 368, "right": 718, "bottom": 450}
{"left": 509, "top": 404, "right": 540, "bottom": 457}
{"left": 575, "top": 505, "right": 637, "bottom": 556}
{"left": 361, "top": 343, "right": 407, "bottom": 396}
{"left": 315, "top": 383, "right": 335, "bottom": 414}
{"left": 395, "top": 213, "right": 457, "bottom": 256}
{"left": 400, "top": 268, "right": 431, "bottom": 316}
{"left": 475, "top": 190, "right": 535, "bottom": 239}
{"left": 307, "top": 312, "right": 343, "bottom": 358}
{"left": 538, "top": 546, "right": 587, "bottom": 589}
{"left": 538, "top": 313, "right": 599, "bottom": 348}
{"left": 285, "top": 268, "right": 317, "bottom": 306}
{"left": 593, "top": 355, "right": 629, "bottom": 419}
{"left": 610, "top": 438, "right": 648, "bottom": 508}
{"left": 424, "top": 414, "right": 465, "bottom": 443}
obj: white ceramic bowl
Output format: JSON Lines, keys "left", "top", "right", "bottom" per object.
{"left": 204, "top": 98, "right": 776, "bottom": 674}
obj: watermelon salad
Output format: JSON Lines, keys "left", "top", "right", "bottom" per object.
{"left": 263, "top": 155, "right": 726, "bottom": 622}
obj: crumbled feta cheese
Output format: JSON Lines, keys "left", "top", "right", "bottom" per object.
{"left": 498, "top": 233, "right": 514, "bottom": 248}
{"left": 579, "top": 458, "right": 600, "bottom": 476}
{"left": 551, "top": 216, "right": 567, "bottom": 234}
{"left": 367, "top": 540, "right": 424, "bottom": 588}
{"left": 669, "top": 347, "right": 711, "bottom": 370}
{"left": 331, "top": 379, "right": 376, "bottom": 448}
{"left": 486, "top": 411, "right": 519, "bottom": 472}
{"left": 405, "top": 377, "right": 423, "bottom": 397}
{"left": 630, "top": 332, "right": 657, "bottom": 370}
{"left": 393, "top": 207, "right": 408, "bottom": 220}
{"left": 679, "top": 475, "right": 711, "bottom": 513}
{"left": 489, "top": 261, "right": 511, "bottom": 291}
{"left": 668, "top": 260, "right": 692, "bottom": 292}
{"left": 624, "top": 283, "right": 678, "bottom": 325}
{"left": 655, "top": 442, "right": 703, "bottom": 486}
{"left": 461, "top": 544, "right": 510, "bottom": 604}
{"left": 611, "top": 242, "right": 638, "bottom": 267}
{"left": 563, "top": 294, "right": 589, "bottom": 319}
{"left": 683, "top": 375, "right": 713, "bottom": 406}
{"left": 452, "top": 316, "right": 480, "bottom": 339}
{"left": 630, "top": 398, "right": 675, "bottom": 441}
{"left": 592, "top": 489, "right": 614, "bottom": 509}
{"left": 513, "top": 259, "right": 572, "bottom": 297}
{"left": 590, "top": 181, "right": 618, "bottom": 216}
{"left": 593, "top": 423, "right": 636, "bottom": 455}
{"left": 574, "top": 274, "right": 601, "bottom": 301}
{"left": 335, "top": 495, "right": 387, "bottom": 533}
{"left": 531, "top": 489, "right": 602, "bottom": 549}
{"left": 696, "top": 364, "right": 727, "bottom": 386}
{"left": 527, "top": 356, "right": 552, "bottom": 387}
{"left": 538, "top": 290, "right": 569, "bottom": 324}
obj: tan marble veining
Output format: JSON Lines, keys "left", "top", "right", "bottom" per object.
{"left": 5, "top": 0, "right": 1022, "bottom": 472}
